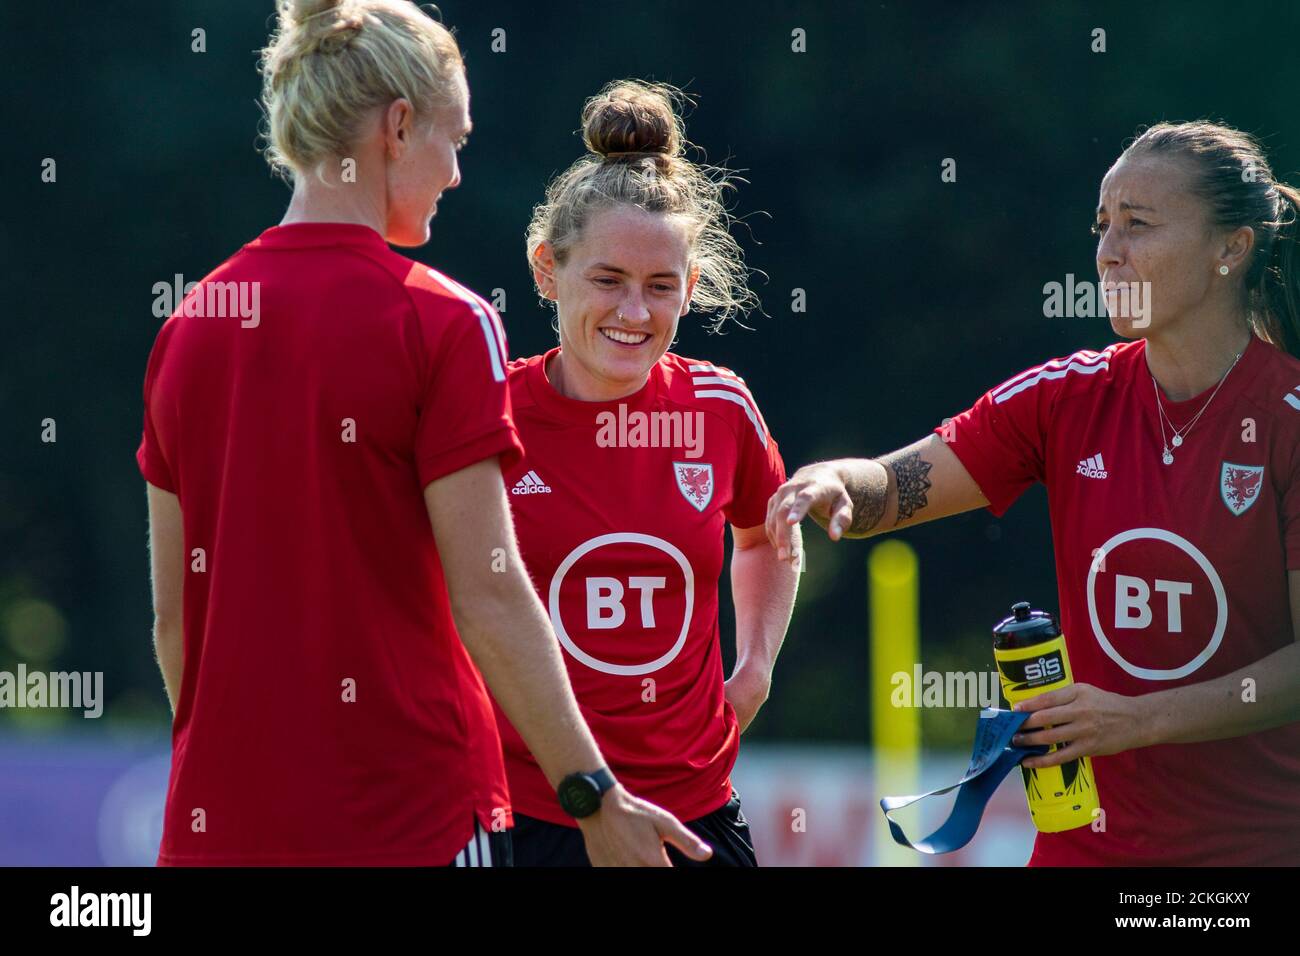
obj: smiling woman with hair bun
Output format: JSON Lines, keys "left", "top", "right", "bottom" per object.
{"left": 493, "top": 80, "right": 800, "bottom": 867}
{"left": 136, "top": 2, "right": 704, "bottom": 868}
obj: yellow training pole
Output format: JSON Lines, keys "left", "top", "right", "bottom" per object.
{"left": 869, "top": 539, "right": 921, "bottom": 867}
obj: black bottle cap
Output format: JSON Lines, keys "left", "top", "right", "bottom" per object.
{"left": 992, "top": 601, "right": 1060, "bottom": 649}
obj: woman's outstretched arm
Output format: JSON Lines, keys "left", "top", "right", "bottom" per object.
{"left": 765, "top": 433, "right": 990, "bottom": 563}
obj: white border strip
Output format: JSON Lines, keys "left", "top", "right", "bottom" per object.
{"left": 425, "top": 269, "right": 508, "bottom": 382}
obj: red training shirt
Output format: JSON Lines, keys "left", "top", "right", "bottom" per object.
{"left": 492, "top": 349, "right": 786, "bottom": 825}
{"left": 937, "top": 334, "right": 1300, "bottom": 865}
{"left": 137, "top": 222, "right": 522, "bottom": 865}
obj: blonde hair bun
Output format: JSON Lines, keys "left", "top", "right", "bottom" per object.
{"left": 258, "top": 0, "right": 464, "bottom": 180}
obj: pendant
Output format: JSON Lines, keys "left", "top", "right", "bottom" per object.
{"left": 1162, "top": 450, "right": 1174, "bottom": 465}
{"left": 1171, "top": 435, "right": 1183, "bottom": 448}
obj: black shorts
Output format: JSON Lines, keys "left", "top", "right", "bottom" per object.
{"left": 510, "top": 790, "right": 758, "bottom": 867}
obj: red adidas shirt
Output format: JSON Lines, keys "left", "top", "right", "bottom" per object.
{"left": 137, "top": 222, "right": 522, "bottom": 865}
{"left": 491, "top": 349, "right": 786, "bottom": 825}
{"left": 938, "top": 334, "right": 1300, "bottom": 865}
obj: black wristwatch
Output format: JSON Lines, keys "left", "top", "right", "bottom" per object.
{"left": 556, "top": 767, "right": 617, "bottom": 819}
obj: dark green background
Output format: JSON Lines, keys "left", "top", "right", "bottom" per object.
{"left": 4, "top": 1, "right": 1297, "bottom": 744}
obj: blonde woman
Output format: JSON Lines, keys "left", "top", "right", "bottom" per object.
{"left": 137, "top": 0, "right": 707, "bottom": 867}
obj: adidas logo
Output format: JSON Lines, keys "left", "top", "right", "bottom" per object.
{"left": 1076, "top": 453, "right": 1109, "bottom": 480}
{"left": 511, "top": 470, "right": 552, "bottom": 495}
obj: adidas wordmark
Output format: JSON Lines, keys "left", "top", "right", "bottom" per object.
{"left": 1077, "top": 453, "right": 1109, "bottom": 479}
{"left": 511, "top": 470, "right": 552, "bottom": 495}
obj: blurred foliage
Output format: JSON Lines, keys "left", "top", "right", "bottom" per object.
{"left": 4, "top": 1, "right": 1298, "bottom": 745}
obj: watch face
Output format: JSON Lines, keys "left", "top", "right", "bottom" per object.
{"left": 558, "top": 774, "right": 601, "bottom": 818}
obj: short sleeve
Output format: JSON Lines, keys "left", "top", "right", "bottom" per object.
{"left": 414, "top": 299, "right": 524, "bottom": 487}
{"left": 724, "top": 390, "right": 786, "bottom": 529}
{"left": 933, "top": 362, "right": 1055, "bottom": 517}
{"left": 136, "top": 329, "right": 177, "bottom": 493}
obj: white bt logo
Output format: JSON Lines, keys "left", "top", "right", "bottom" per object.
{"left": 1115, "top": 575, "right": 1193, "bottom": 631}
{"left": 511, "top": 470, "right": 551, "bottom": 495}
{"left": 586, "top": 577, "right": 667, "bottom": 629}
{"left": 549, "top": 533, "right": 694, "bottom": 676}
{"left": 1087, "top": 528, "right": 1227, "bottom": 681}
{"left": 1077, "top": 453, "right": 1109, "bottom": 479}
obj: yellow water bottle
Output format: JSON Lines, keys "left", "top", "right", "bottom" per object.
{"left": 992, "top": 601, "right": 1099, "bottom": 833}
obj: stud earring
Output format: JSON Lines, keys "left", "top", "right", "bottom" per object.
{"left": 1219, "top": 265, "right": 1230, "bottom": 275}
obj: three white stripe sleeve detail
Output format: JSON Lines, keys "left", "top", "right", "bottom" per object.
{"left": 990, "top": 350, "right": 1112, "bottom": 405}
{"left": 688, "top": 365, "right": 770, "bottom": 447}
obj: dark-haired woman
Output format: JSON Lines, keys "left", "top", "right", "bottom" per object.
{"left": 769, "top": 121, "right": 1300, "bottom": 865}
{"left": 491, "top": 81, "right": 800, "bottom": 867}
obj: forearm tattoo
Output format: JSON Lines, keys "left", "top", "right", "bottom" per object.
{"left": 880, "top": 449, "right": 932, "bottom": 524}
{"left": 844, "top": 464, "right": 888, "bottom": 537}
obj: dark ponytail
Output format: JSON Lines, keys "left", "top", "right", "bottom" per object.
{"left": 1259, "top": 183, "right": 1300, "bottom": 357}
{"left": 1124, "top": 122, "right": 1300, "bottom": 359}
